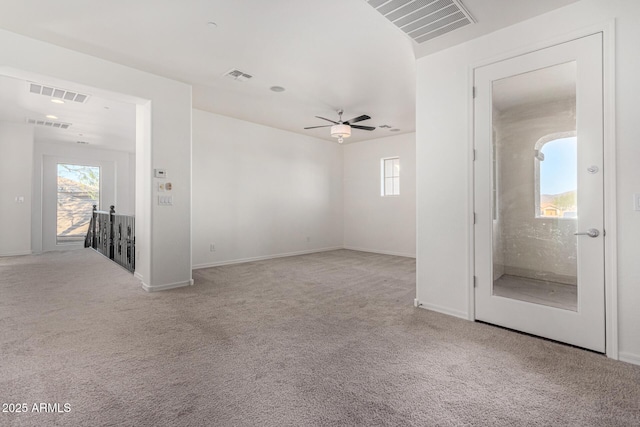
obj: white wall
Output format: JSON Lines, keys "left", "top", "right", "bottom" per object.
{"left": 0, "top": 122, "right": 33, "bottom": 256}
{"left": 0, "top": 28, "right": 192, "bottom": 291}
{"left": 343, "top": 133, "right": 416, "bottom": 257}
{"left": 31, "top": 141, "right": 134, "bottom": 253}
{"left": 192, "top": 109, "right": 343, "bottom": 268}
{"left": 416, "top": 0, "right": 640, "bottom": 363}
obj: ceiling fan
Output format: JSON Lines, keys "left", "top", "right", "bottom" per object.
{"left": 304, "top": 109, "right": 375, "bottom": 143}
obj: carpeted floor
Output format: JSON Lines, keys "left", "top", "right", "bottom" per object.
{"left": 1, "top": 249, "right": 639, "bottom": 426}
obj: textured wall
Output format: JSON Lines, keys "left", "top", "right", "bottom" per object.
{"left": 495, "top": 98, "right": 577, "bottom": 284}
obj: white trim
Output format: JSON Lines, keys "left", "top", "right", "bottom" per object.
{"left": 342, "top": 246, "right": 416, "bottom": 259}
{"left": 470, "top": 20, "right": 618, "bottom": 356}
{"left": 418, "top": 302, "right": 469, "bottom": 320}
{"left": 142, "top": 278, "right": 193, "bottom": 292}
{"left": 192, "top": 247, "right": 343, "bottom": 270}
{"left": 134, "top": 271, "right": 144, "bottom": 282}
{"left": 618, "top": 352, "right": 640, "bottom": 367}
{"left": 467, "top": 63, "right": 476, "bottom": 322}
{"left": 602, "top": 20, "right": 618, "bottom": 360}
{"left": 0, "top": 251, "right": 32, "bottom": 257}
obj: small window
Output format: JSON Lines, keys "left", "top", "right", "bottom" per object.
{"left": 381, "top": 157, "right": 400, "bottom": 196}
{"left": 534, "top": 134, "right": 577, "bottom": 219}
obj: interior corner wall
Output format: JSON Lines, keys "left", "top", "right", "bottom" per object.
{"left": 415, "top": 0, "right": 640, "bottom": 362}
{"left": 191, "top": 109, "right": 343, "bottom": 269}
{"left": 343, "top": 133, "right": 416, "bottom": 257}
{"left": 0, "top": 28, "right": 192, "bottom": 290}
{"left": 0, "top": 121, "right": 33, "bottom": 256}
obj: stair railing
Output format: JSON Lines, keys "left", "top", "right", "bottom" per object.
{"left": 85, "top": 205, "right": 135, "bottom": 273}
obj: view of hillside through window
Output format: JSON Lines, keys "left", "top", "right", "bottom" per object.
{"left": 539, "top": 136, "right": 577, "bottom": 218}
{"left": 57, "top": 164, "right": 100, "bottom": 244}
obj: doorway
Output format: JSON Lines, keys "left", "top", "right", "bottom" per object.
{"left": 473, "top": 34, "right": 605, "bottom": 352}
{"left": 56, "top": 163, "right": 100, "bottom": 245}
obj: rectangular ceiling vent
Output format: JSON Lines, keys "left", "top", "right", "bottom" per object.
{"left": 367, "top": 0, "right": 475, "bottom": 44}
{"left": 224, "top": 69, "right": 253, "bottom": 82}
{"left": 29, "top": 83, "right": 90, "bottom": 103}
{"left": 26, "top": 118, "right": 72, "bottom": 129}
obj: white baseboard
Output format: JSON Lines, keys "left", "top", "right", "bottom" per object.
{"left": 417, "top": 301, "right": 469, "bottom": 320}
{"left": 342, "top": 246, "right": 416, "bottom": 259}
{"left": 134, "top": 272, "right": 144, "bottom": 282}
{"left": 142, "top": 278, "right": 194, "bottom": 292}
{"left": 0, "top": 250, "right": 32, "bottom": 257}
{"left": 619, "top": 352, "right": 640, "bottom": 366}
{"left": 192, "top": 246, "right": 343, "bottom": 270}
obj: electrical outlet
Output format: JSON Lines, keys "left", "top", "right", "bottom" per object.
{"left": 210, "top": 244, "right": 215, "bottom": 252}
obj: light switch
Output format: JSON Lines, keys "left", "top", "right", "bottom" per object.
{"left": 634, "top": 193, "right": 640, "bottom": 211}
{"left": 158, "top": 195, "right": 173, "bottom": 206}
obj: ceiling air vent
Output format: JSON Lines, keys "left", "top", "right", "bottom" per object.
{"left": 224, "top": 68, "right": 253, "bottom": 82}
{"left": 366, "top": 0, "right": 475, "bottom": 44}
{"left": 26, "top": 118, "right": 72, "bottom": 129}
{"left": 29, "top": 83, "right": 90, "bottom": 103}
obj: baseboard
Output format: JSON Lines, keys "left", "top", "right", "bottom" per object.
{"left": 0, "top": 250, "right": 32, "bottom": 257}
{"left": 134, "top": 272, "right": 144, "bottom": 281}
{"left": 142, "top": 278, "right": 194, "bottom": 292}
{"left": 619, "top": 352, "right": 640, "bottom": 366}
{"left": 192, "top": 246, "right": 343, "bottom": 269}
{"left": 342, "top": 246, "right": 416, "bottom": 259}
{"left": 417, "top": 301, "right": 469, "bottom": 320}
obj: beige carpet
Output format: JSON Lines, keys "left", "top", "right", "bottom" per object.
{"left": 0, "top": 249, "right": 639, "bottom": 426}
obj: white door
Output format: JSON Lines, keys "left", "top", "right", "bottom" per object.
{"left": 473, "top": 34, "right": 605, "bottom": 352}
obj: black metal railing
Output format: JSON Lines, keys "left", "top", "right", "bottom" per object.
{"left": 85, "top": 205, "right": 135, "bottom": 273}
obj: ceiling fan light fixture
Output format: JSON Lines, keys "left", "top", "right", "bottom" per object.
{"left": 331, "top": 124, "right": 351, "bottom": 143}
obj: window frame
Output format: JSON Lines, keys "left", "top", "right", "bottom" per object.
{"left": 381, "top": 156, "right": 400, "bottom": 197}
{"left": 56, "top": 162, "right": 102, "bottom": 245}
{"left": 534, "top": 131, "right": 577, "bottom": 219}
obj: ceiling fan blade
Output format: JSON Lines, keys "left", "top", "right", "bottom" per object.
{"left": 315, "top": 116, "right": 339, "bottom": 124}
{"left": 351, "top": 124, "right": 376, "bottom": 131}
{"left": 344, "top": 115, "right": 371, "bottom": 125}
{"left": 304, "top": 125, "right": 333, "bottom": 129}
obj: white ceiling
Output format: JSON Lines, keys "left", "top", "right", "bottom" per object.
{"left": 0, "top": 74, "right": 136, "bottom": 152}
{"left": 0, "top": 0, "right": 581, "bottom": 149}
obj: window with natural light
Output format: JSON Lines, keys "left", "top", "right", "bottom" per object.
{"left": 535, "top": 136, "right": 577, "bottom": 219}
{"left": 381, "top": 157, "right": 400, "bottom": 196}
{"left": 57, "top": 163, "right": 100, "bottom": 244}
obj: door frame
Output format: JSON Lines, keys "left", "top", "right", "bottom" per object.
{"left": 467, "top": 21, "right": 618, "bottom": 359}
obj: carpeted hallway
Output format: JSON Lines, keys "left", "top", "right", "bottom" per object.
{"left": 1, "top": 249, "right": 639, "bottom": 426}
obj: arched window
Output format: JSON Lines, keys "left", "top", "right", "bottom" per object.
{"left": 534, "top": 132, "right": 577, "bottom": 219}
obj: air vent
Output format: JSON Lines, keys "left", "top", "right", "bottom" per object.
{"left": 26, "top": 118, "right": 72, "bottom": 129}
{"left": 29, "top": 83, "right": 90, "bottom": 103}
{"left": 224, "top": 69, "right": 253, "bottom": 82}
{"left": 366, "top": 0, "right": 475, "bottom": 44}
